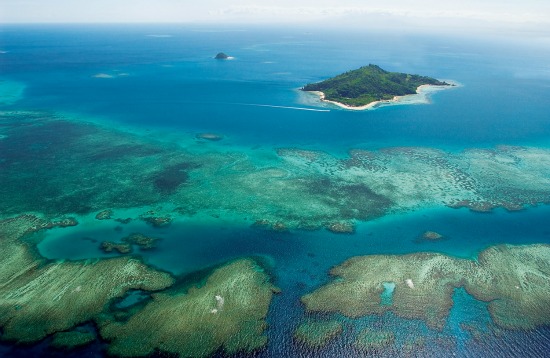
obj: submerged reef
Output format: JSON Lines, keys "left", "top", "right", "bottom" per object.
{"left": 421, "top": 231, "right": 444, "bottom": 241}
{"left": 101, "top": 259, "right": 278, "bottom": 357}
{"left": 464, "top": 245, "right": 550, "bottom": 330}
{"left": 95, "top": 209, "right": 113, "bottom": 220}
{"left": 0, "top": 215, "right": 279, "bottom": 356}
{"left": 196, "top": 132, "right": 224, "bottom": 141}
{"left": 354, "top": 328, "right": 395, "bottom": 352}
{"left": 99, "top": 233, "right": 160, "bottom": 255}
{"left": 100, "top": 241, "right": 133, "bottom": 254}
{"left": 0, "top": 215, "right": 174, "bottom": 343}
{"left": 0, "top": 79, "right": 26, "bottom": 105}
{"left": 302, "top": 252, "right": 466, "bottom": 330}
{"left": 294, "top": 319, "right": 343, "bottom": 349}
{"left": 0, "top": 111, "right": 198, "bottom": 217}
{"left": 121, "top": 233, "right": 160, "bottom": 250}
{"left": 302, "top": 244, "right": 550, "bottom": 334}
{"left": 1, "top": 112, "right": 550, "bottom": 231}
{"left": 140, "top": 215, "right": 172, "bottom": 227}
{"left": 326, "top": 221, "right": 355, "bottom": 234}
{"left": 50, "top": 330, "right": 96, "bottom": 349}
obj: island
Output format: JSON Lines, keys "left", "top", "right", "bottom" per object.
{"left": 214, "top": 52, "right": 230, "bottom": 60}
{"left": 302, "top": 64, "right": 453, "bottom": 110}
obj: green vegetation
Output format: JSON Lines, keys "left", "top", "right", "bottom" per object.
{"left": 302, "top": 64, "right": 451, "bottom": 107}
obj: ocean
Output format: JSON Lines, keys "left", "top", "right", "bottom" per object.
{"left": 1, "top": 24, "right": 550, "bottom": 357}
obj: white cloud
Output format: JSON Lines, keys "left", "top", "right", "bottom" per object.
{"left": 216, "top": 3, "right": 549, "bottom": 25}
{"left": 1, "top": 0, "right": 549, "bottom": 34}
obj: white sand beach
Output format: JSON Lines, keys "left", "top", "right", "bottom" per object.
{"left": 306, "top": 81, "right": 459, "bottom": 111}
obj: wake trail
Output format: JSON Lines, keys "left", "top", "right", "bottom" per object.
{"left": 233, "top": 103, "right": 330, "bottom": 112}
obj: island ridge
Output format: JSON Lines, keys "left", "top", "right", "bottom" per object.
{"left": 302, "top": 64, "right": 452, "bottom": 109}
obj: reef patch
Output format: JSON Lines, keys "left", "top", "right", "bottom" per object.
{"left": 302, "top": 244, "right": 550, "bottom": 333}
{"left": 294, "top": 319, "right": 343, "bottom": 349}
{"left": 101, "top": 258, "right": 278, "bottom": 357}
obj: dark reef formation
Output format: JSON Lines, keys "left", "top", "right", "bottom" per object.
{"left": 100, "top": 241, "right": 133, "bottom": 254}
{"left": 95, "top": 209, "right": 113, "bottom": 220}
{"left": 2, "top": 112, "right": 549, "bottom": 231}
{"left": 140, "top": 215, "right": 172, "bottom": 227}
{"left": 122, "top": 233, "right": 160, "bottom": 250}
{"left": 326, "top": 221, "right": 355, "bottom": 234}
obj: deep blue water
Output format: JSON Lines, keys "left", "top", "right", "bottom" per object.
{"left": 2, "top": 25, "right": 550, "bottom": 153}
{"left": 2, "top": 24, "right": 550, "bottom": 357}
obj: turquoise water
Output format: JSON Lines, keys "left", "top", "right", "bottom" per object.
{"left": 3, "top": 25, "right": 550, "bottom": 153}
{"left": 37, "top": 206, "right": 550, "bottom": 273}
{"left": 2, "top": 24, "right": 550, "bottom": 356}
{"left": 33, "top": 206, "right": 550, "bottom": 356}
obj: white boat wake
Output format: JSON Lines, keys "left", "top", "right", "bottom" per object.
{"left": 235, "top": 103, "right": 330, "bottom": 112}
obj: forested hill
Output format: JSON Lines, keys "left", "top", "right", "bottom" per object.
{"left": 302, "top": 64, "right": 451, "bottom": 107}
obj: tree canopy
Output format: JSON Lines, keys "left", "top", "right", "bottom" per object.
{"left": 303, "top": 64, "right": 450, "bottom": 107}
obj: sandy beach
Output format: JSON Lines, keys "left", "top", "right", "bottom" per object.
{"left": 307, "top": 82, "right": 458, "bottom": 111}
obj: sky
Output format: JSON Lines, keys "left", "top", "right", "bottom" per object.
{"left": 1, "top": 0, "right": 550, "bottom": 34}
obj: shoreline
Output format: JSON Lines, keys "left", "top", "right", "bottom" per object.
{"left": 306, "top": 82, "right": 458, "bottom": 111}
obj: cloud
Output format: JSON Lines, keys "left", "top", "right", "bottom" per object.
{"left": 216, "top": 4, "right": 549, "bottom": 25}
{"left": 1, "top": 0, "right": 549, "bottom": 35}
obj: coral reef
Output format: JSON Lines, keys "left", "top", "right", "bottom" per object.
{"left": 301, "top": 244, "right": 550, "bottom": 333}
{"left": 1, "top": 215, "right": 279, "bottom": 355}
{"left": 464, "top": 244, "right": 550, "bottom": 330}
{"left": 101, "top": 259, "right": 277, "bottom": 357}
{"left": 121, "top": 233, "right": 159, "bottom": 250}
{"left": 100, "top": 241, "right": 133, "bottom": 254}
{"left": 140, "top": 215, "right": 172, "bottom": 227}
{"left": 151, "top": 162, "right": 199, "bottom": 195}
{"left": 421, "top": 231, "right": 444, "bottom": 241}
{"left": 326, "top": 221, "right": 355, "bottom": 234}
{"left": 302, "top": 253, "right": 468, "bottom": 330}
{"left": 115, "top": 218, "right": 132, "bottom": 224}
{"left": 95, "top": 209, "right": 113, "bottom": 220}
{"left": 0, "top": 215, "right": 174, "bottom": 343}
{"left": 354, "top": 328, "right": 395, "bottom": 352}
{"left": 294, "top": 319, "right": 342, "bottom": 349}
{"left": 50, "top": 330, "right": 96, "bottom": 349}
{"left": 0, "top": 257, "right": 174, "bottom": 343}
{"left": 2, "top": 112, "right": 550, "bottom": 230}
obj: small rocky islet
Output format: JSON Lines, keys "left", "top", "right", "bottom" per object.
{"left": 214, "top": 52, "right": 230, "bottom": 60}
